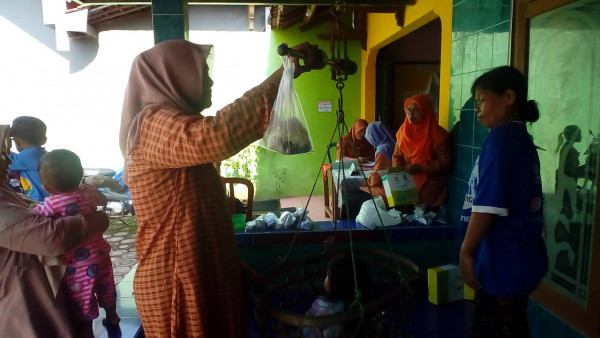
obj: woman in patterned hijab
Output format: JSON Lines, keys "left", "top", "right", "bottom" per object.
{"left": 118, "top": 39, "right": 317, "bottom": 337}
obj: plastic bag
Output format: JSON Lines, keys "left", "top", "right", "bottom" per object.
{"left": 262, "top": 56, "right": 313, "bottom": 155}
{"left": 356, "top": 196, "right": 401, "bottom": 230}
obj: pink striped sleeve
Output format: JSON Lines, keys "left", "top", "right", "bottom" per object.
{"left": 34, "top": 198, "right": 58, "bottom": 217}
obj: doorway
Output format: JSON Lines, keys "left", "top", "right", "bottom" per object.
{"left": 375, "top": 18, "right": 442, "bottom": 133}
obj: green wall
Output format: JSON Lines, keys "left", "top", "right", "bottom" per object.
{"left": 254, "top": 23, "right": 363, "bottom": 200}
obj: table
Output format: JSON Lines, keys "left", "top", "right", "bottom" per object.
{"left": 323, "top": 166, "right": 369, "bottom": 220}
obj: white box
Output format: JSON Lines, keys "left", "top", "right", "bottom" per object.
{"left": 382, "top": 168, "right": 419, "bottom": 207}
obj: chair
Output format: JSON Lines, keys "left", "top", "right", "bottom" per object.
{"left": 325, "top": 142, "right": 337, "bottom": 163}
{"left": 222, "top": 177, "right": 254, "bottom": 222}
{"left": 322, "top": 142, "right": 339, "bottom": 219}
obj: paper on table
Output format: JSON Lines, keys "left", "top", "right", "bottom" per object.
{"left": 360, "top": 161, "right": 375, "bottom": 170}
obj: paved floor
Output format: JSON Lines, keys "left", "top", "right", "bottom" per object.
{"left": 104, "top": 215, "right": 138, "bottom": 284}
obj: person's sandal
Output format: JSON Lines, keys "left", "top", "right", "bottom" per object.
{"left": 102, "top": 319, "right": 122, "bottom": 338}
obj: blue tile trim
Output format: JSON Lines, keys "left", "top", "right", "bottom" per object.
{"left": 236, "top": 220, "right": 457, "bottom": 247}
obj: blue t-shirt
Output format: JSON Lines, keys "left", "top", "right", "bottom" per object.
{"left": 460, "top": 122, "right": 548, "bottom": 297}
{"left": 8, "top": 146, "right": 48, "bottom": 201}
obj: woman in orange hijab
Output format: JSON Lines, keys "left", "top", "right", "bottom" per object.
{"left": 336, "top": 119, "right": 375, "bottom": 163}
{"left": 393, "top": 94, "right": 451, "bottom": 208}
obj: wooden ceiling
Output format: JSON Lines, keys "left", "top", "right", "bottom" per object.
{"left": 66, "top": 1, "right": 415, "bottom": 33}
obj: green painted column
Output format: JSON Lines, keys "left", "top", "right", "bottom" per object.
{"left": 152, "top": 0, "right": 188, "bottom": 44}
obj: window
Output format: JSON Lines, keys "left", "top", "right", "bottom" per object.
{"left": 513, "top": 0, "right": 600, "bottom": 334}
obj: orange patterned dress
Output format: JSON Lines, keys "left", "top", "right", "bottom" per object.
{"left": 127, "top": 80, "right": 278, "bottom": 337}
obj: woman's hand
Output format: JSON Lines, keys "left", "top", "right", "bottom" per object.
{"left": 459, "top": 249, "right": 482, "bottom": 291}
{"left": 368, "top": 171, "right": 382, "bottom": 187}
{"left": 83, "top": 175, "right": 124, "bottom": 192}
{"left": 289, "top": 42, "right": 321, "bottom": 78}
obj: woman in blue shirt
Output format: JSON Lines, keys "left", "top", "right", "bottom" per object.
{"left": 459, "top": 66, "right": 548, "bottom": 338}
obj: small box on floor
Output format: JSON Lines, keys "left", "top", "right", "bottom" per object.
{"left": 464, "top": 283, "right": 475, "bottom": 300}
{"left": 427, "top": 264, "right": 464, "bottom": 305}
{"left": 382, "top": 168, "right": 419, "bottom": 208}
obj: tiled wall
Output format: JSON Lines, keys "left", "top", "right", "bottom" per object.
{"left": 446, "top": 0, "right": 512, "bottom": 232}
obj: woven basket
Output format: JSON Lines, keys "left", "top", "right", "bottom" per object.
{"left": 242, "top": 247, "right": 421, "bottom": 337}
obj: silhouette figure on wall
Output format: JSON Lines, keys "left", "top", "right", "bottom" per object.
{"left": 550, "top": 125, "right": 584, "bottom": 279}
{"left": 548, "top": 125, "right": 598, "bottom": 299}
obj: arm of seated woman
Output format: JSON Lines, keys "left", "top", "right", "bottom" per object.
{"left": 410, "top": 137, "right": 452, "bottom": 175}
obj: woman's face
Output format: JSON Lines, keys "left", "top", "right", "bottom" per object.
{"left": 474, "top": 87, "right": 514, "bottom": 128}
{"left": 405, "top": 103, "right": 422, "bottom": 124}
{"left": 355, "top": 128, "right": 366, "bottom": 141}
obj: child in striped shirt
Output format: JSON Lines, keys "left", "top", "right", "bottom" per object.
{"left": 35, "top": 149, "right": 121, "bottom": 338}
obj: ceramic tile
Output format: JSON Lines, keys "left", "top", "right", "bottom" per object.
{"left": 499, "top": 3, "right": 512, "bottom": 22}
{"left": 450, "top": 141, "right": 462, "bottom": 179}
{"left": 449, "top": 116, "right": 461, "bottom": 144}
{"left": 450, "top": 39, "right": 465, "bottom": 75}
{"left": 451, "top": 1, "right": 468, "bottom": 34}
{"left": 153, "top": 15, "right": 186, "bottom": 43}
{"left": 449, "top": 74, "right": 463, "bottom": 110}
{"left": 459, "top": 106, "right": 474, "bottom": 146}
{"left": 152, "top": 0, "right": 184, "bottom": 15}
{"left": 447, "top": 178, "right": 468, "bottom": 215}
{"left": 462, "top": 35, "right": 478, "bottom": 73}
{"left": 461, "top": 72, "right": 477, "bottom": 109}
{"left": 458, "top": 145, "right": 473, "bottom": 180}
{"left": 476, "top": 30, "right": 494, "bottom": 71}
{"left": 492, "top": 22, "right": 510, "bottom": 67}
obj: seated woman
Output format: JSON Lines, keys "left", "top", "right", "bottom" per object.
{"left": 336, "top": 119, "right": 375, "bottom": 163}
{"left": 359, "top": 122, "right": 396, "bottom": 199}
{"left": 341, "top": 122, "right": 395, "bottom": 219}
{"left": 393, "top": 94, "right": 451, "bottom": 209}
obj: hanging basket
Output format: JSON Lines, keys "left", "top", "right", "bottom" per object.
{"left": 242, "top": 247, "right": 421, "bottom": 337}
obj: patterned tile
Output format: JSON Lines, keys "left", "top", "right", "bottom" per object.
{"left": 105, "top": 216, "right": 138, "bottom": 285}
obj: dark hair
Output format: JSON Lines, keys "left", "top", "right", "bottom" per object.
{"left": 326, "top": 254, "right": 371, "bottom": 308}
{"left": 470, "top": 66, "right": 540, "bottom": 123}
{"left": 555, "top": 125, "right": 582, "bottom": 154}
{"left": 38, "top": 149, "right": 83, "bottom": 193}
{"left": 10, "top": 116, "right": 47, "bottom": 145}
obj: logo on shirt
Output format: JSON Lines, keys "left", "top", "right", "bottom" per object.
{"left": 65, "top": 203, "right": 81, "bottom": 216}
{"left": 463, "top": 157, "right": 479, "bottom": 210}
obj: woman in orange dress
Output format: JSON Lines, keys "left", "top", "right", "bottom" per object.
{"left": 336, "top": 119, "right": 375, "bottom": 163}
{"left": 118, "top": 40, "right": 316, "bottom": 337}
{"left": 393, "top": 94, "right": 451, "bottom": 208}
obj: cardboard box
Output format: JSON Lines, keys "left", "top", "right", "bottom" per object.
{"left": 427, "top": 264, "right": 464, "bottom": 305}
{"left": 382, "top": 168, "right": 419, "bottom": 207}
{"left": 464, "top": 283, "right": 475, "bottom": 300}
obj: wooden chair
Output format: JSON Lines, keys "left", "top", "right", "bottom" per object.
{"left": 222, "top": 177, "right": 254, "bottom": 222}
{"left": 322, "top": 142, "right": 339, "bottom": 219}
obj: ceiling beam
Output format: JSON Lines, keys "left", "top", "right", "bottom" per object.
{"left": 74, "top": 0, "right": 416, "bottom": 6}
